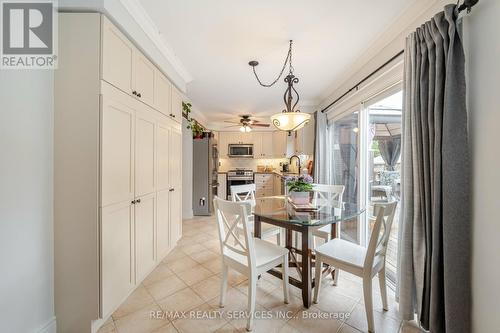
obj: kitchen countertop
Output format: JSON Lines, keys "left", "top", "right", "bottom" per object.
{"left": 218, "top": 170, "right": 300, "bottom": 178}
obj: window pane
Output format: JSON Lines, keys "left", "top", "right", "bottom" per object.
{"left": 331, "top": 111, "right": 359, "bottom": 244}
{"left": 366, "top": 91, "right": 402, "bottom": 286}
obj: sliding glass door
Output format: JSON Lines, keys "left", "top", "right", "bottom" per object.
{"left": 330, "top": 110, "right": 360, "bottom": 244}
{"left": 328, "top": 89, "right": 402, "bottom": 287}
{"left": 364, "top": 90, "right": 402, "bottom": 286}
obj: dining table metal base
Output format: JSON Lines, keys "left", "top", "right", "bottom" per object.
{"left": 254, "top": 215, "right": 337, "bottom": 308}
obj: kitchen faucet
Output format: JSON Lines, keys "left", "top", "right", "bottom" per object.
{"left": 289, "top": 154, "right": 301, "bottom": 174}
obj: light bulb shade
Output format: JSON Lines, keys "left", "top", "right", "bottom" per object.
{"left": 240, "top": 126, "right": 251, "bottom": 132}
{"left": 271, "top": 112, "right": 311, "bottom": 131}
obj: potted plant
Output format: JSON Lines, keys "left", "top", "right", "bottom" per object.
{"left": 191, "top": 122, "right": 204, "bottom": 139}
{"left": 286, "top": 175, "right": 313, "bottom": 205}
{"left": 183, "top": 101, "right": 205, "bottom": 139}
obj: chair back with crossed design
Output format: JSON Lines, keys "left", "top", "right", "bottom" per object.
{"left": 213, "top": 196, "right": 256, "bottom": 268}
{"left": 364, "top": 201, "right": 398, "bottom": 272}
{"left": 231, "top": 184, "right": 256, "bottom": 207}
{"left": 311, "top": 184, "right": 345, "bottom": 214}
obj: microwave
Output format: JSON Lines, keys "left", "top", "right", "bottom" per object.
{"left": 228, "top": 144, "right": 253, "bottom": 158}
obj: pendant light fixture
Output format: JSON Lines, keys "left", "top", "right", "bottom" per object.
{"left": 249, "top": 40, "right": 311, "bottom": 131}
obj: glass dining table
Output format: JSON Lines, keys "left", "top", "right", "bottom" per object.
{"left": 253, "top": 195, "right": 365, "bottom": 308}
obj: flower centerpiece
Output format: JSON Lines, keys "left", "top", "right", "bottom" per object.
{"left": 286, "top": 175, "right": 313, "bottom": 205}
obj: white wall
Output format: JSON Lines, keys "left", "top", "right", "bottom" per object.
{"left": 465, "top": 0, "right": 500, "bottom": 331}
{"left": 182, "top": 118, "right": 193, "bottom": 219}
{"left": 0, "top": 71, "right": 55, "bottom": 332}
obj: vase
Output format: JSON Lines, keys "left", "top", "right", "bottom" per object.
{"left": 289, "top": 191, "right": 310, "bottom": 205}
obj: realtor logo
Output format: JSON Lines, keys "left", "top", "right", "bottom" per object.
{"left": 1, "top": 1, "right": 57, "bottom": 69}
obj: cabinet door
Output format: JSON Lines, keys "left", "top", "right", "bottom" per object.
{"left": 156, "top": 189, "right": 170, "bottom": 259}
{"left": 135, "top": 192, "right": 156, "bottom": 281}
{"left": 253, "top": 134, "right": 262, "bottom": 158}
{"left": 133, "top": 52, "right": 155, "bottom": 107}
{"left": 169, "top": 128, "right": 182, "bottom": 244}
{"left": 154, "top": 71, "right": 171, "bottom": 117}
{"left": 157, "top": 122, "right": 170, "bottom": 191}
{"left": 273, "top": 131, "right": 288, "bottom": 158}
{"left": 261, "top": 132, "right": 274, "bottom": 157}
{"left": 101, "top": 200, "right": 134, "bottom": 317}
{"left": 101, "top": 17, "right": 133, "bottom": 95}
{"left": 170, "top": 87, "right": 182, "bottom": 123}
{"left": 101, "top": 91, "right": 135, "bottom": 207}
{"left": 135, "top": 108, "right": 156, "bottom": 196}
{"left": 240, "top": 132, "right": 253, "bottom": 144}
{"left": 170, "top": 188, "right": 182, "bottom": 245}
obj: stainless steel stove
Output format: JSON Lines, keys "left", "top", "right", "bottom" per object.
{"left": 226, "top": 168, "right": 254, "bottom": 199}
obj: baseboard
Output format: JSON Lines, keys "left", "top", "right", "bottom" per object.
{"left": 36, "top": 317, "right": 56, "bottom": 333}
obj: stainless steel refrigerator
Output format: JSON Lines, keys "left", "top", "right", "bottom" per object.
{"left": 192, "top": 136, "right": 219, "bottom": 215}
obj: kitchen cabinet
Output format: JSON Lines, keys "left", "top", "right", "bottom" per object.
{"left": 217, "top": 173, "right": 227, "bottom": 200}
{"left": 133, "top": 52, "right": 156, "bottom": 106}
{"left": 272, "top": 131, "right": 288, "bottom": 158}
{"left": 101, "top": 200, "right": 134, "bottom": 317}
{"left": 253, "top": 132, "right": 274, "bottom": 158}
{"left": 169, "top": 127, "right": 183, "bottom": 245}
{"left": 255, "top": 173, "right": 274, "bottom": 197}
{"left": 154, "top": 71, "right": 171, "bottom": 117}
{"left": 101, "top": 16, "right": 133, "bottom": 95}
{"left": 135, "top": 192, "right": 156, "bottom": 281}
{"left": 170, "top": 86, "right": 183, "bottom": 123}
{"left": 55, "top": 13, "right": 183, "bottom": 332}
{"left": 293, "top": 117, "right": 315, "bottom": 155}
{"left": 273, "top": 173, "right": 283, "bottom": 195}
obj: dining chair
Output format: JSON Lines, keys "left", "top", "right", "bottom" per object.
{"left": 231, "top": 184, "right": 282, "bottom": 246}
{"left": 311, "top": 184, "right": 345, "bottom": 246}
{"left": 214, "top": 197, "right": 289, "bottom": 331}
{"left": 313, "top": 201, "right": 398, "bottom": 333}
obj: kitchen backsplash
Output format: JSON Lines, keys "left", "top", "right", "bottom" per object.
{"left": 219, "top": 156, "right": 312, "bottom": 173}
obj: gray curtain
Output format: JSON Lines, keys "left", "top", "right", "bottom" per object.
{"left": 398, "top": 4, "right": 471, "bottom": 333}
{"left": 313, "top": 111, "right": 330, "bottom": 184}
{"left": 377, "top": 135, "right": 401, "bottom": 170}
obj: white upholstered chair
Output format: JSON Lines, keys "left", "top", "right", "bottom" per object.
{"left": 313, "top": 201, "right": 398, "bottom": 333}
{"left": 214, "top": 197, "right": 289, "bottom": 331}
{"left": 231, "top": 184, "right": 281, "bottom": 245}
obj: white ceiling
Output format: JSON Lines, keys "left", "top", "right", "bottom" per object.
{"left": 138, "top": 0, "right": 415, "bottom": 127}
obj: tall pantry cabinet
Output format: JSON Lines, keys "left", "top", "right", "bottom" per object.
{"left": 55, "top": 13, "right": 182, "bottom": 333}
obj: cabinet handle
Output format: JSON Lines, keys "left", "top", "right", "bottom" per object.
{"left": 131, "top": 200, "right": 136, "bottom": 204}
{"left": 136, "top": 198, "right": 141, "bottom": 203}
{"left": 169, "top": 188, "right": 175, "bottom": 192}
{"left": 137, "top": 92, "right": 142, "bottom": 98}
{"left": 132, "top": 91, "right": 137, "bottom": 96}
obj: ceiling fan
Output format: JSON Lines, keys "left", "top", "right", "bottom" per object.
{"left": 223, "top": 115, "right": 270, "bottom": 132}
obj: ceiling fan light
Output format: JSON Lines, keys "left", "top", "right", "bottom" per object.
{"left": 240, "top": 125, "right": 252, "bottom": 132}
{"left": 271, "top": 112, "right": 311, "bottom": 132}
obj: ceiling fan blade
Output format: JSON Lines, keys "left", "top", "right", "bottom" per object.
{"left": 252, "top": 123, "right": 271, "bottom": 127}
{"left": 223, "top": 125, "right": 239, "bottom": 128}
{"left": 223, "top": 120, "right": 240, "bottom": 124}
{"left": 249, "top": 119, "right": 260, "bottom": 124}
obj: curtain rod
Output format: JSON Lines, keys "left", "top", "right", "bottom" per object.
{"left": 320, "top": 50, "right": 404, "bottom": 113}
{"left": 320, "top": 0, "right": 478, "bottom": 114}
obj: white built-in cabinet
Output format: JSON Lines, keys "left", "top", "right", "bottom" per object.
{"left": 55, "top": 13, "right": 183, "bottom": 333}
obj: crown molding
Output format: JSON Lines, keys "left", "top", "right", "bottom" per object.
{"left": 118, "top": 0, "right": 193, "bottom": 83}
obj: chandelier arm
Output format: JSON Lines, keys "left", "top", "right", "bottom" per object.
{"left": 291, "top": 82, "right": 300, "bottom": 112}
{"left": 251, "top": 40, "right": 293, "bottom": 88}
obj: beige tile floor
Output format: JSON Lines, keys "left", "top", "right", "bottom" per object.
{"left": 98, "top": 216, "right": 406, "bottom": 333}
